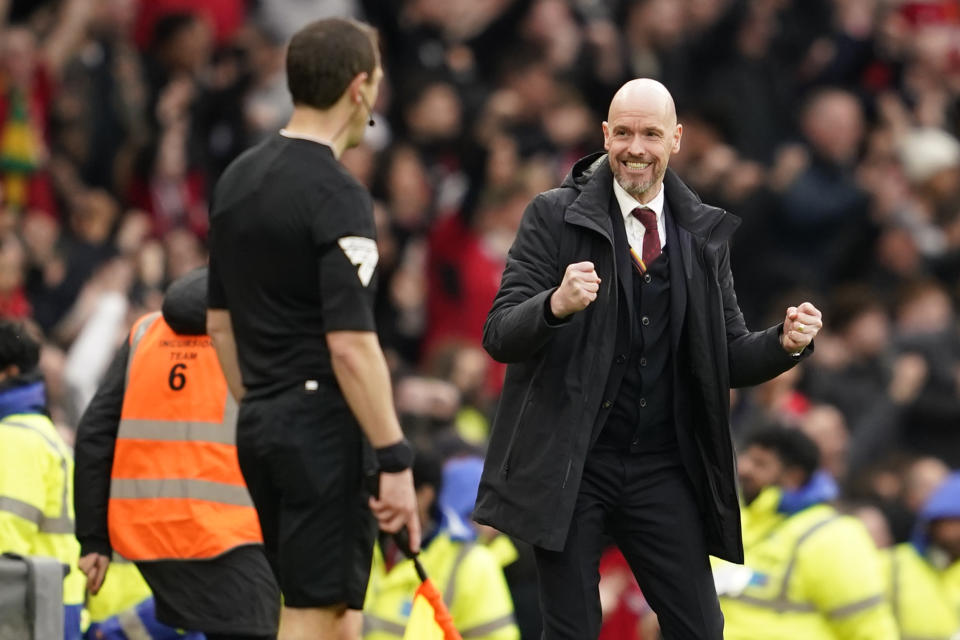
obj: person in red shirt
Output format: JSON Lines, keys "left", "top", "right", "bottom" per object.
{"left": 425, "top": 179, "right": 531, "bottom": 394}
{"left": 0, "top": 235, "right": 31, "bottom": 319}
{"left": 133, "top": 0, "right": 245, "bottom": 49}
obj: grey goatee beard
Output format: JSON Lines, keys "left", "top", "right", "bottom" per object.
{"left": 616, "top": 174, "right": 656, "bottom": 200}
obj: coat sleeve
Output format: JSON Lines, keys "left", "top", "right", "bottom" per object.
{"left": 452, "top": 545, "right": 521, "bottom": 640}
{"left": 718, "top": 243, "right": 809, "bottom": 387}
{"left": 73, "top": 341, "right": 129, "bottom": 557}
{"left": 0, "top": 428, "right": 48, "bottom": 555}
{"left": 799, "top": 518, "right": 899, "bottom": 640}
{"left": 482, "top": 193, "right": 569, "bottom": 364}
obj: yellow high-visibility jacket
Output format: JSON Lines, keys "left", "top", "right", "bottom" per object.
{"left": 364, "top": 530, "right": 519, "bottom": 640}
{"left": 0, "top": 412, "right": 85, "bottom": 606}
{"left": 714, "top": 486, "right": 898, "bottom": 640}
{"left": 882, "top": 542, "right": 960, "bottom": 640}
{"left": 84, "top": 561, "right": 153, "bottom": 625}
{"left": 484, "top": 534, "right": 518, "bottom": 570}
{"left": 945, "top": 558, "right": 960, "bottom": 623}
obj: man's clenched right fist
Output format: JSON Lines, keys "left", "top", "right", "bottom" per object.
{"left": 550, "top": 261, "right": 601, "bottom": 319}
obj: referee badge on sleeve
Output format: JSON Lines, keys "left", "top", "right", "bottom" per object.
{"left": 337, "top": 236, "right": 379, "bottom": 287}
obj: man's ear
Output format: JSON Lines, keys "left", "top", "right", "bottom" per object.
{"left": 348, "top": 71, "right": 370, "bottom": 104}
{"left": 0, "top": 364, "right": 21, "bottom": 382}
{"left": 671, "top": 123, "right": 683, "bottom": 154}
{"left": 781, "top": 466, "right": 807, "bottom": 492}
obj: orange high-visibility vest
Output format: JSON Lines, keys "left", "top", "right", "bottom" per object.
{"left": 108, "top": 312, "right": 262, "bottom": 561}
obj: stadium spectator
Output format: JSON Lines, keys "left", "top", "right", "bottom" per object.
{"left": 882, "top": 472, "right": 960, "bottom": 638}
{"left": 715, "top": 426, "right": 897, "bottom": 639}
{"left": 0, "top": 319, "right": 84, "bottom": 638}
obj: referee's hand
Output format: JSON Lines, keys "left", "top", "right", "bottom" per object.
{"left": 370, "top": 469, "right": 421, "bottom": 552}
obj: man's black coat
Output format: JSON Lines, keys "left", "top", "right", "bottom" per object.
{"left": 474, "top": 153, "right": 805, "bottom": 563}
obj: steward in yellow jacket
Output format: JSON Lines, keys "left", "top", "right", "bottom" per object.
{"left": 882, "top": 472, "right": 960, "bottom": 640}
{"left": 714, "top": 427, "right": 897, "bottom": 640}
{"left": 438, "top": 454, "right": 542, "bottom": 640}
{"left": 364, "top": 451, "right": 518, "bottom": 640}
{"left": 0, "top": 320, "right": 85, "bottom": 639}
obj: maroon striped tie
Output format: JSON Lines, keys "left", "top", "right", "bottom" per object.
{"left": 631, "top": 207, "right": 661, "bottom": 266}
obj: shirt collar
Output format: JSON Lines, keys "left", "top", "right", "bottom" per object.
{"left": 613, "top": 177, "right": 665, "bottom": 223}
{"left": 279, "top": 128, "right": 333, "bottom": 150}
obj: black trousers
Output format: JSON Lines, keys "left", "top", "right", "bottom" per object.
{"left": 534, "top": 448, "right": 723, "bottom": 640}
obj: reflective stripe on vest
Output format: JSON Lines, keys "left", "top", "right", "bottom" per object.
{"left": 460, "top": 614, "right": 517, "bottom": 638}
{"left": 444, "top": 543, "right": 474, "bottom": 606}
{"left": 110, "top": 478, "right": 253, "bottom": 506}
{"left": 363, "top": 614, "right": 407, "bottom": 636}
{"left": 825, "top": 594, "right": 887, "bottom": 619}
{"left": 108, "top": 313, "right": 261, "bottom": 561}
{"left": 891, "top": 550, "right": 902, "bottom": 626}
{"left": 726, "top": 515, "right": 886, "bottom": 618}
{"left": 0, "top": 419, "right": 73, "bottom": 534}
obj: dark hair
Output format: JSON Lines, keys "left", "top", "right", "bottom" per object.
{"left": 151, "top": 12, "right": 199, "bottom": 51}
{"left": 799, "top": 86, "right": 858, "bottom": 122}
{"left": 412, "top": 447, "right": 444, "bottom": 493}
{"left": 497, "top": 42, "right": 547, "bottom": 84}
{"left": 162, "top": 267, "right": 208, "bottom": 335}
{"left": 894, "top": 278, "right": 950, "bottom": 316}
{"left": 0, "top": 320, "right": 40, "bottom": 373}
{"left": 743, "top": 426, "right": 820, "bottom": 483}
{"left": 828, "top": 284, "right": 884, "bottom": 334}
{"left": 286, "top": 18, "right": 379, "bottom": 110}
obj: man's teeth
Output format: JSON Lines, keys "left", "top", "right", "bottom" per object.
{"left": 625, "top": 161, "right": 650, "bottom": 169}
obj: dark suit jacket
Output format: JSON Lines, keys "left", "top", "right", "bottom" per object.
{"left": 475, "top": 153, "right": 808, "bottom": 562}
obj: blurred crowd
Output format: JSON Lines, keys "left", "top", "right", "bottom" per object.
{"left": 2, "top": 0, "right": 960, "bottom": 637}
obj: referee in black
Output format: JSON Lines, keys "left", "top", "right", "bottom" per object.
{"left": 206, "top": 18, "right": 419, "bottom": 640}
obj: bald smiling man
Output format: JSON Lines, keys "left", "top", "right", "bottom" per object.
{"left": 474, "top": 79, "right": 824, "bottom": 639}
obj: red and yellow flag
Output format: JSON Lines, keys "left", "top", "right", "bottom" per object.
{"left": 402, "top": 577, "right": 462, "bottom": 640}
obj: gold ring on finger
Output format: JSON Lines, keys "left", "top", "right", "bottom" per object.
{"left": 796, "top": 323, "right": 805, "bottom": 333}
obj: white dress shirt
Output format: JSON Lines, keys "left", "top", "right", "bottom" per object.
{"left": 612, "top": 178, "right": 667, "bottom": 255}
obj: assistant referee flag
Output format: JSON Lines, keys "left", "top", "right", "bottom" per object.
{"left": 403, "top": 576, "right": 462, "bottom": 640}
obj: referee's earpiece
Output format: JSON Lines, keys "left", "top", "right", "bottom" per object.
{"left": 360, "top": 94, "right": 375, "bottom": 127}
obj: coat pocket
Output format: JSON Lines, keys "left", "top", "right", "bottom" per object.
{"left": 500, "top": 388, "right": 535, "bottom": 480}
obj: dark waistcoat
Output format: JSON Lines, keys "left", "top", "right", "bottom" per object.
{"left": 594, "top": 198, "right": 678, "bottom": 453}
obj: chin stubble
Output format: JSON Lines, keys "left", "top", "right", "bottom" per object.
{"left": 618, "top": 162, "right": 668, "bottom": 201}
{"left": 617, "top": 173, "right": 655, "bottom": 200}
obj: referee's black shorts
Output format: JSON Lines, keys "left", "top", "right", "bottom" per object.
{"left": 236, "top": 382, "right": 376, "bottom": 609}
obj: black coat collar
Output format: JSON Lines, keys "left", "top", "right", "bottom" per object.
{"left": 561, "top": 153, "right": 741, "bottom": 249}
{"left": 563, "top": 154, "right": 616, "bottom": 243}
{"left": 662, "top": 168, "right": 741, "bottom": 248}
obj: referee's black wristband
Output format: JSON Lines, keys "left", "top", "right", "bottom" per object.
{"left": 375, "top": 439, "right": 414, "bottom": 472}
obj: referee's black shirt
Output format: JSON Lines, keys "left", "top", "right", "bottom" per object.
{"left": 208, "top": 133, "right": 378, "bottom": 399}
